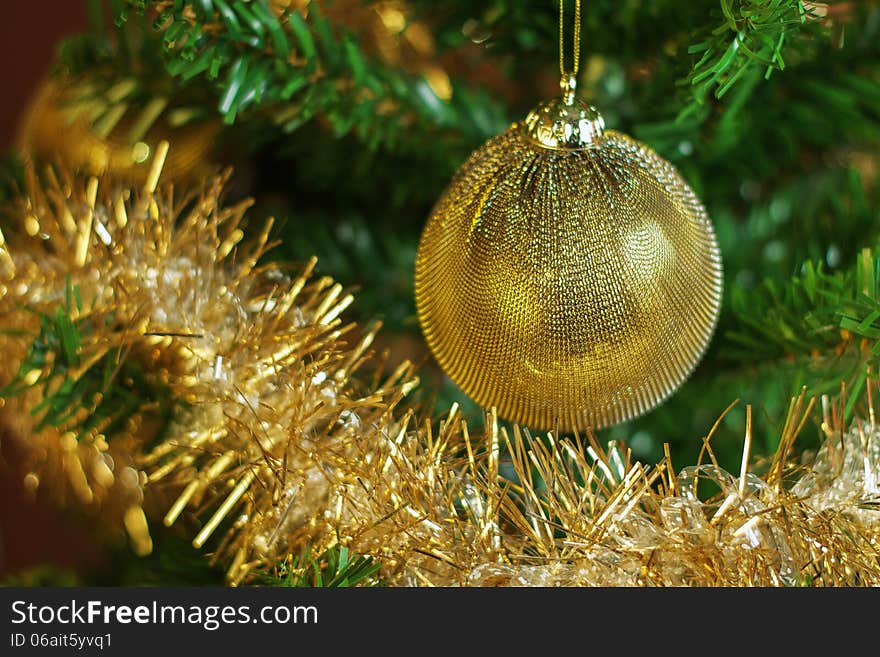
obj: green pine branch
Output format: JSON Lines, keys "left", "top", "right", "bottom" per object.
{"left": 681, "top": 0, "right": 813, "bottom": 116}
{"left": 0, "top": 281, "right": 173, "bottom": 441}
{"left": 257, "top": 545, "right": 383, "bottom": 587}
{"left": 125, "top": 0, "right": 506, "bottom": 149}
{"left": 723, "top": 245, "right": 880, "bottom": 418}
{"left": 637, "top": 12, "right": 880, "bottom": 169}
{"left": 51, "top": 0, "right": 212, "bottom": 142}
{"left": 50, "top": 1, "right": 875, "bottom": 170}
{"left": 728, "top": 246, "right": 880, "bottom": 361}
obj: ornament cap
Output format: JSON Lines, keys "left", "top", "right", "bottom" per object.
{"left": 523, "top": 82, "right": 605, "bottom": 150}
{"left": 560, "top": 72, "right": 578, "bottom": 104}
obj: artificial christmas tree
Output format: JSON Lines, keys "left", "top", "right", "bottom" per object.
{"left": 1, "top": 0, "right": 879, "bottom": 587}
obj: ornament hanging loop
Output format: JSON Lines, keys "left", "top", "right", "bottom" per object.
{"left": 523, "top": 0, "right": 602, "bottom": 150}
{"left": 559, "top": 0, "right": 582, "bottom": 97}
{"left": 560, "top": 72, "right": 578, "bottom": 105}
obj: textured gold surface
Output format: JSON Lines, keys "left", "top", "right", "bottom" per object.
{"left": 415, "top": 109, "right": 723, "bottom": 431}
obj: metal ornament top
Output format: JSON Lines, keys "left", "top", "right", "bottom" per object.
{"left": 523, "top": 74, "right": 605, "bottom": 150}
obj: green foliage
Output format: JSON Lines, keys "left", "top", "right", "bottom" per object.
{"left": 90, "top": 533, "right": 227, "bottom": 586}
{"left": 258, "top": 545, "right": 383, "bottom": 587}
{"left": 0, "top": 281, "right": 173, "bottom": 441}
{"left": 49, "top": 0, "right": 215, "bottom": 149}
{"left": 125, "top": 0, "right": 506, "bottom": 148}
{"left": 728, "top": 249, "right": 871, "bottom": 362}
{"left": 714, "top": 168, "right": 880, "bottom": 293}
{"left": 683, "top": 0, "right": 810, "bottom": 114}
{"left": 1, "top": 565, "right": 80, "bottom": 587}
{"left": 59, "top": 0, "right": 161, "bottom": 77}
{"left": 726, "top": 245, "right": 880, "bottom": 415}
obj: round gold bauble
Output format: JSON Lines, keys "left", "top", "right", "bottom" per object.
{"left": 17, "top": 78, "right": 217, "bottom": 185}
{"left": 415, "top": 87, "right": 723, "bottom": 432}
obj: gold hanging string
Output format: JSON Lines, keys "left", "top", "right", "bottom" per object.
{"left": 559, "top": 0, "right": 582, "bottom": 77}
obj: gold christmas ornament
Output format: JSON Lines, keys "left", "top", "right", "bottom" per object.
{"left": 17, "top": 76, "right": 218, "bottom": 185}
{"left": 415, "top": 2, "right": 722, "bottom": 431}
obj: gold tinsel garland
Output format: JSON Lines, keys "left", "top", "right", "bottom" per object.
{"left": 235, "top": 393, "right": 880, "bottom": 586}
{"left": 1, "top": 151, "right": 879, "bottom": 585}
{"left": 0, "top": 144, "right": 407, "bottom": 558}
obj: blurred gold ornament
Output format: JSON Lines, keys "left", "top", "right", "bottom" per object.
{"left": 17, "top": 76, "right": 217, "bottom": 184}
{"left": 415, "top": 3, "right": 722, "bottom": 432}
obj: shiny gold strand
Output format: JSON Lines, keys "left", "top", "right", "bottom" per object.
{"left": 136, "top": 210, "right": 423, "bottom": 564}
{"left": 146, "top": 304, "right": 422, "bottom": 563}
{"left": 436, "top": 394, "right": 872, "bottom": 586}
{"left": 223, "top": 402, "right": 503, "bottom": 586}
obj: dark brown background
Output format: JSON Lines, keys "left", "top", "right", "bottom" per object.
{"left": 0, "top": 1, "right": 90, "bottom": 578}
{"left": 0, "top": 2, "right": 87, "bottom": 148}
